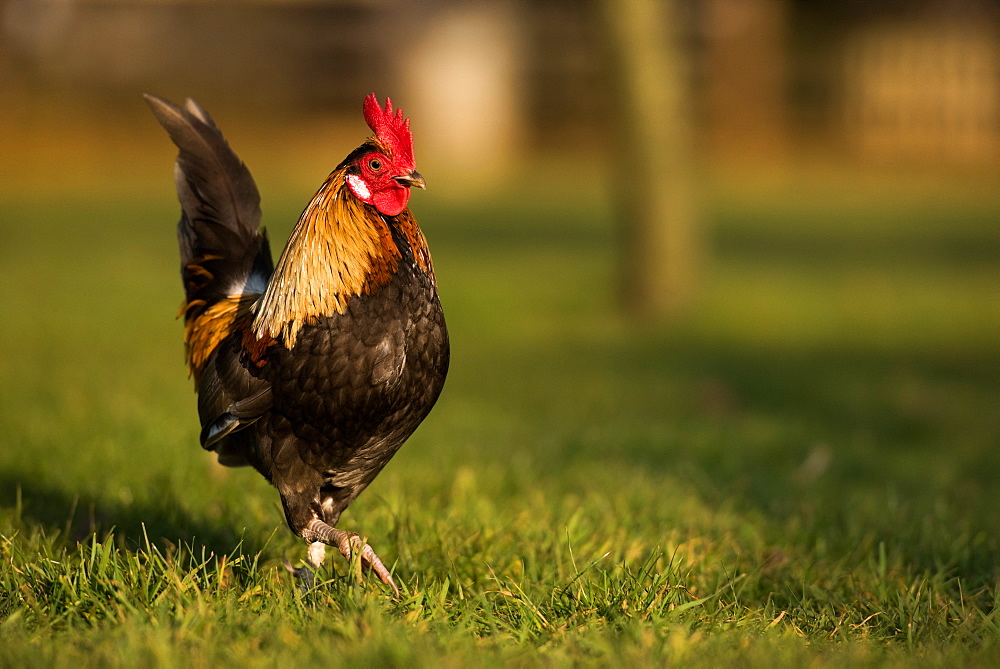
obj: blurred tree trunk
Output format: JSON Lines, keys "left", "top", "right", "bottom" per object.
{"left": 600, "top": 0, "right": 699, "bottom": 320}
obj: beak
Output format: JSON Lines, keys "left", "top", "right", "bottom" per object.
{"left": 393, "top": 170, "right": 426, "bottom": 190}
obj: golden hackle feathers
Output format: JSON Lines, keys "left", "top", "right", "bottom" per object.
{"left": 251, "top": 167, "right": 402, "bottom": 348}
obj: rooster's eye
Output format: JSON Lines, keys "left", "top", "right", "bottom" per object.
{"left": 368, "top": 158, "right": 382, "bottom": 171}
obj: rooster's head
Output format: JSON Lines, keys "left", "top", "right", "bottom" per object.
{"left": 344, "top": 93, "right": 425, "bottom": 217}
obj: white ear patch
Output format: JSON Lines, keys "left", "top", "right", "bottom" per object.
{"left": 346, "top": 173, "right": 371, "bottom": 201}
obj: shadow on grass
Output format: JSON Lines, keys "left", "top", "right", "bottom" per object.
{"left": 0, "top": 472, "right": 257, "bottom": 559}
{"left": 484, "top": 333, "right": 1000, "bottom": 587}
{"left": 633, "top": 340, "right": 998, "bottom": 579}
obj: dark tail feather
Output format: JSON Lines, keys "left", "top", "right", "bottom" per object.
{"left": 144, "top": 94, "right": 273, "bottom": 319}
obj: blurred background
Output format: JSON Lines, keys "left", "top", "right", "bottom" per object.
{"left": 5, "top": 0, "right": 999, "bottom": 195}
{"left": 3, "top": 0, "right": 998, "bottom": 311}
{"left": 0, "top": 0, "right": 1000, "bottom": 183}
{"left": 0, "top": 0, "right": 998, "bottom": 567}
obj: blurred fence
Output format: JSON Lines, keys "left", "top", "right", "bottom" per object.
{"left": 842, "top": 18, "right": 999, "bottom": 165}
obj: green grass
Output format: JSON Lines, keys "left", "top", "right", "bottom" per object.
{"left": 1, "top": 181, "right": 999, "bottom": 667}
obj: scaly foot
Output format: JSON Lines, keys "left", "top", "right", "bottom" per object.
{"left": 302, "top": 518, "right": 400, "bottom": 597}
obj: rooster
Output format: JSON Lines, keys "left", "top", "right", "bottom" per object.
{"left": 145, "top": 93, "right": 449, "bottom": 595}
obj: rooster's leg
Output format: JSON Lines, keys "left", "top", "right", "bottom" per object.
{"left": 302, "top": 518, "right": 399, "bottom": 597}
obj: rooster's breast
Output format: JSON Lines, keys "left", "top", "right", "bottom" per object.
{"left": 262, "top": 267, "right": 449, "bottom": 478}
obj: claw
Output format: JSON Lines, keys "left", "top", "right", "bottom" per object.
{"left": 283, "top": 556, "right": 317, "bottom": 592}
{"left": 337, "top": 533, "right": 400, "bottom": 597}
{"left": 300, "top": 518, "right": 401, "bottom": 597}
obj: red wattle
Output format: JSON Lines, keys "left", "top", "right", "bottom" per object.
{"left": 372, "top": 185, "right": 409, "bottom": 217}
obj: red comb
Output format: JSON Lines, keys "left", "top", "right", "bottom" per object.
{"left": 363, "top": 93, "right": 415, "bottom": 170}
